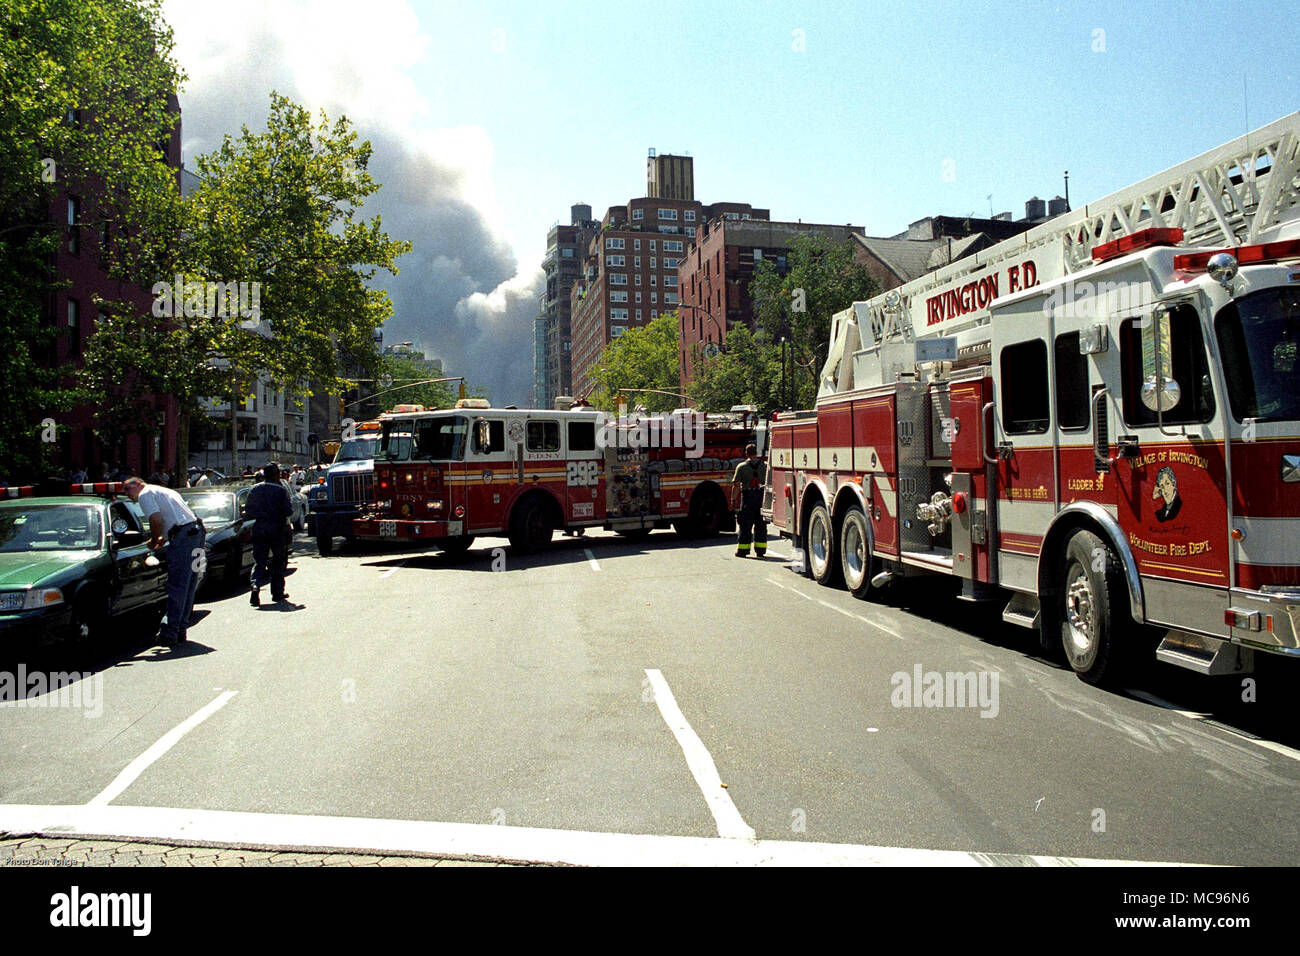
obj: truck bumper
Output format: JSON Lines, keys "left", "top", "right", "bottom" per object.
{"left": 312, "top": 509, "right": 360, "bottom": 539}
{"left": 353, "top": 517, "right": 465, "bottom": 541}
{"left": 1228, "top": 586, "right": 1300, "bottom": 656}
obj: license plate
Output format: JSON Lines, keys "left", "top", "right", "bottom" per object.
{"left": 379, "top": 520, "right": 397, "bottom": 538}
{"left": 0, "top": 593, "right": 24, "bottom": 612}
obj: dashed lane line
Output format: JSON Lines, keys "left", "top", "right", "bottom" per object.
{"left": 644, "top": 669, "right": 754, "bottom": 840}
{"left": 87, "top": 691, "right": 239, "bottom": 807}
{"left": 584, "top": 548, "right": 601, "bottom": 572}
{"left": 380, "top": 560, "right": 408, "bottom": 579}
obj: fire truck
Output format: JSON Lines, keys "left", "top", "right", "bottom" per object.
{"left": 353, "top": 400, "right": 758, "bottom": 552}
{"left": 767, "top": 112, "right": 1300, "bottom": 685}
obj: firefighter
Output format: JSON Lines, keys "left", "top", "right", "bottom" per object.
{"left": 731, "top": 443, "right": 767, "bottom": 558}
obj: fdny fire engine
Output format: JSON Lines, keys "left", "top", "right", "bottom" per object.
{"left": 767, "top": 112, "right": 1300, "bottom": 685}
{"left": 353, "top": 400, "right": 757, "bottom": 552}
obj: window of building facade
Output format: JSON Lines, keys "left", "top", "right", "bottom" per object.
{"left": 605, "top": 237, "right": 625, "bottom": 250}
{"left": 658, "top": 208, "right": 677, "bottom": 220}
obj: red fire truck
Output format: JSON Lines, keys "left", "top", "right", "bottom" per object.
{"left": 767, "top": 112, "right": 1300, "bottom": 685}
{"left": 353, "top": 400, "right": 758, "bottom": 552}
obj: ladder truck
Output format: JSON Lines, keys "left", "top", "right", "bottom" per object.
{"left": 767, "top": 113, "right": 1300, "bottom": 684}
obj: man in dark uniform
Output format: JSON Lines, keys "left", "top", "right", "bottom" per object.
{"left": 245, "top": 462, "right": 293, "bottom": 606}
{"left": 731, "top": 443, "right": 767, "bottom": 558}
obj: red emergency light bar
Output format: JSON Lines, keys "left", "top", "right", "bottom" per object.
{"left": 1173, "top": 238, "right": 1300, "bottom": 272}
{"left": 1091, "top": 228, "right": 1185, "bottom": 263}
{"left": 0, "top": 482, "right": 126, "bottom": 499}
{"left": 1, "top": 486, "right": 36, "bottom": 498}
{"left": 70, "top": 482, "right": 127, "bottom": 494}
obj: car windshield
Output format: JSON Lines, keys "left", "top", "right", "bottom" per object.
{"left": 1215, "top": 287, "right": 1300, "bottom": 422}
{"left": 0, "top": 505, "right": 102, "bottom": 552}
{"left": 180, "top": 492, "right": 237, "bottom": 524}
{"left": 334, "top": 435, "right": 379, "bottom": 463}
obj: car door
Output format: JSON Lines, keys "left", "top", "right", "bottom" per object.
{"left": 111, "top": 501, "right": 162, "bottom": 609}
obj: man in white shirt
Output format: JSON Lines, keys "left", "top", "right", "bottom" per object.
{"left": 124, "top": 477, "right": 206, "bottom": 646}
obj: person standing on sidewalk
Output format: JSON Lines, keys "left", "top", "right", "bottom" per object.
{"left": 245, "top": 462, "right": 293, "bottom": 606}
{"left": 731, "top": 444, "right": 768, "bottom": 558}
{"left": 124, "top": 477, "right": 206, "bottom": 646}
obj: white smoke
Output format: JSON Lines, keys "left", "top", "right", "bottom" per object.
{"left": 163, "top": 0, "right": 542, "bottom": 404}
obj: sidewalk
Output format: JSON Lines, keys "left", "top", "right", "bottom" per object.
{"left": 0, "top": 837, "right": 527, "bottom": 867}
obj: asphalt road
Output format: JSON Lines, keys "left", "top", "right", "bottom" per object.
{"left": 1, "top": 527, "right": 1298, "bottom": 865}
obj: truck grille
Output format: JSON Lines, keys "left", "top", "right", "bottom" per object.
{"left": 331, "top": 472, "right": 374, "bottom": 506}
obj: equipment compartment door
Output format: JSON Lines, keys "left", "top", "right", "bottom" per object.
{"left": 564, "top": 418, "right": 605, "bottom": 524}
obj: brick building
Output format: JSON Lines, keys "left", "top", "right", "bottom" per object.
{"left": 535, "top": 204, "right": 599, "bottom": 405}
{"left": 567, "top": 153, "right": 767, "bottom": 398}
{"left": 676, "top": 218, "right": 865, "bottom": 385}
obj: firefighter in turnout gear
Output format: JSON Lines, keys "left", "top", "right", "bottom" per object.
{"left": 731, "top": 444, "right": 767, "bottom": 557}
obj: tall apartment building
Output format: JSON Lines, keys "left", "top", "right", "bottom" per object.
{"left": 535, "top": 204, "right": 599, "bottom": 406}
{"left": 567, "top": 153, "right": 768, "bottom": 398}
{"left": 676, "top": 218, "right": 864, "bottom": 385}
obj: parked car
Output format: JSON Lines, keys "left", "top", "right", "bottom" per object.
{"left": 0, "top": 493, "right": 170, "bottom": 643}
{"left": 179, "top": 486, "right": 255, "bottom": 591}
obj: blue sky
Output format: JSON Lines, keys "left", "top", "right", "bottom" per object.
{"left": 167, "top": 0, "right": 1298, "bottom": 403}
{"left": 410, "top": 0, "right": 1297, "bottom": 245}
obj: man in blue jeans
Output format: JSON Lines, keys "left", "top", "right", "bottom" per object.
{"left": 125, "top": 476, "right": 206, "bottom": 646}
{"left": 245, "top": 462, "right": 293, "bottom": 606}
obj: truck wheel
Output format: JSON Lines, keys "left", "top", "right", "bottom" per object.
{"left": 438, "top": 535, "right": 475, "bottom": 555}
{"left": 839, "top": 507, "right": 879, "bottom": 599}
{"left": 509, "top": 498, "right": 553, "bottom": 553}
{"left": 807, "top": 503, "right": 842, "bottom": 587}
{"left": 683, "top": 487, "right": 724, "bottom": 539}
{"left": 1059, "top": 529, "right": 1132, "bottom": 686}
{"left": 316, "top": 533, "right": 334, "bottom": 556}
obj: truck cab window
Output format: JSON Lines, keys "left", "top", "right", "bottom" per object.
{"left": 1054, "top": 331, "right": 1090, "bottom": 430}
{"left": 1119, "top": 306, "right": 1215, "bottom": 426}
{"left": 568, "top": 420, "right": 596, "bottom": 452}
{"left": 1000, "top": 339, "right": 1050, "bottom": 434}
{"left": 526, "top": 420, "right": 560, "bottom": 452}
{"left": 473, "top": 419, "right": 505, "bottom": 454}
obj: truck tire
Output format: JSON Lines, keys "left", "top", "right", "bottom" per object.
{"left": 839, "top": 507, "right": 879, "bottom": 599}
{"left": 509, "top": 497, "right": 553, "bottom": 553}
{"left": 1058, "top": 529, "right": 1134, "bottom": 686}
{"left": 806, "top": 503, "right": 843, "bottom": 587}
{"left": 438, "top": 535, "right": 475, "bottom": 555}
{"left": 316, "top": 533, "right": 334, "bottom": 556}
{"left": 681, "top": 487, "right": 724, "bottom": 539}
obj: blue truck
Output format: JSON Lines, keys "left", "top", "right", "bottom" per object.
{"left": 306, "top": 425, "right": 380, "bottom": 555}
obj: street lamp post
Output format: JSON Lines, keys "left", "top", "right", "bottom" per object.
{"left": 679, "top": 303, "right": 724, "bottom": 346}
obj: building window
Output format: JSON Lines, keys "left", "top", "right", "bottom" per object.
{"left": 561, "top": 248, "right": 574, "bottom": 257}
{"left": 651, "top": 310, "right": 658, "bottom": 318}
{"left": 651, "top": 292, "right": 658, "bottom": 304}
{"left": 650, "top": 257, "right": 657, "bottom": 269}
{"left": 650, "top": 274, "right": 657, "bottom": 286}
{"left": 650, "top": 241, "right": 657, "bottom": 251}
{"left": 611, "top": 308, "right": 629, "bottom": 320}
{"left": 67, "top": 196, "right": 80, "bottom": 254}
{"left": 610, "top": 291, "right": 628, "bottom": 302}
{"left": 636, "top": 310, "right": 642, "bottom": 320}
{"left": 664, "top": 275, "right": 678, "bottom": 287}
{"left": 664, "top": 293, "right": 679, "bottom": 305}
{"left": 605, "top": 237, "right": 625, "bottom": 250}
{"left": 684, "top": 210, "right": 696, "bottom": 222}
{"left": 67, "top": 298, "right": 80, "bottom": 355}
{"left": 632, "top": 208, "right": 644, "bottom": 221}
{"left": 635, "top": 292, "right": 642, "bottom": 303}
{"left": 609, "top": 273, "right": 627, "bottom": 285}
{"left": 611, "top": 326, "right": 626, "bottom": 338}
{"left": 607, "top": 255, "right": 625, "bottom": 266}
{"left": 634, "top": 239, "right": 641, "bottom": 250}
{"left": 634, "top": 274, "right": 642, "bottom": 286}
{"left": 658, "top": 208, "right": 678, "bottom": 220}
{"left": 663, "top": 240, "right": 683, "bottom": 252}
{"left": 658, "top": 226, "right": 678, "bottom": 234}
{"left": 742, "top": 213, "right": 751, "bottom": 220}
{"left": 633, "top": 257, "right": 640, "bottom": 268}
{"left": 725, "top": 212, "right": 739, "bottom": 220}
{"left": 753, "top": 248, "right": 763, "bottom": 262}
{"left": 663, "top": 258, "right": 679, "bottom": 269}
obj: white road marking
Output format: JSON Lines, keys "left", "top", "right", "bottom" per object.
{"left": 768, "top": 577, "right": 903, "bottom": 639}
{"left": 0, "top": 804, "right": 1207, "bottom": 867}
{"left": 87, "top": 691, "right": 239, "bottom": 807}
{"left": 584, "top": 548, "right": 601, "bottom": 572}
{"left": 764, "top": 551, "right": 790, "bottom": 561}
{"left": 1127, "top": 689, "right": 1300, "bottom": 763}
{"left": 643, "top": 669, "right": 754, "bottom": 841}
{"left": 380, "top": 560, "right": 407, "bottom": 579}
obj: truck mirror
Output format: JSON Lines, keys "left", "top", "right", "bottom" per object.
{"left": 474, "top": 418, "right": 490, "bottom": 454}
{"left": 1140, "top": 306, "right": 1181, "bottom": 413}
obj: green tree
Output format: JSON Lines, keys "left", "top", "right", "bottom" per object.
{"left": 687, "top": 326, "right": 784, "bottom": 414}
{"left": 749, "top": 234, "right": 878, "bottom": 408}
{"left": 80, "top": 92, "right": 412, "bottom": 472}
{"left": 376, "top": 353, "right": 458, "bottom": 409}
{"left": 587, "top": 313, "right": 683, "bottom": 413}
{"left": 0, "top": 0, "right": 184, "bottom": 478}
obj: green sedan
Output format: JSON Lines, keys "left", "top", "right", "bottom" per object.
{"left": 0, "top": 495, "right": 171, "bottom": 644}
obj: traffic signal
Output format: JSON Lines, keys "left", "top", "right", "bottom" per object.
{"left": 338, "top": 397, "right": 345, "bottom": 417}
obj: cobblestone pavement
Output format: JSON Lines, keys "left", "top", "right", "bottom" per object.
{"left": 0, "top": 837, "right": 530, "bottom": 867}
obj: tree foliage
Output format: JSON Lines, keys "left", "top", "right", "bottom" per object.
{"left": 749, "top": 234, "right": 878, "bottom": 407}
{"left": 0, "top": 0, "right": 183, "bottom": 477}
{"left": 587, "top": 313, "right": 682, "bottom": 413}
{"left": 687, "top": 326, "right": 785, "bottom": 414}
